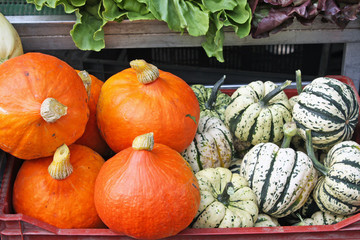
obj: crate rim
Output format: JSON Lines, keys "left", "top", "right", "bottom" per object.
{"left": 0, "top": 75, "right": 360, "bottom": 238}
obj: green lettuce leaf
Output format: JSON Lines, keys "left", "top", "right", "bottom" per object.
{"left": 201, "top": 0, "right": 252, "bottom": 62}
{"left": 26, "top": 0, "right": 252, "bottom": 62}
{"left": 202, "top": 12, "right": 225, "bottom": 62}
{"left": 139, "top": 0, "right": 209, "bottom": 36}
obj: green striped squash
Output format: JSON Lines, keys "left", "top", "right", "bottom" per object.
{"left": 228, "top": 158, "right": 242, "bottom": 174}
{"left": 254, "top": 213, "right": 280, "bottom": 227}
{"left": 225, "top": 80, "right": 292, "bottom": 146}
{"left": 296, "top": 193, "right": 320, "bottom": 219}
{"left": 240, "top": 122, "right": 318, "bottom": 218}
{"left": 182, "top": 116, "right": 234, "bottom": 173}
{"left": 191, "top": 75, "right": 231, "bottom": 122}
{"left": 293, "top": 211, "right": 350, "bottom": 226}
{"left": 306, "top": 130, "right": 360, "bottom": 216}
{"left": 293, "top": 77, "right": 359, "bottom": 150}
{"left": 191, "top": 167, "right": 259, "bottom": 228}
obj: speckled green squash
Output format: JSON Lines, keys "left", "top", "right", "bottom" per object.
{"left": 254, "top": 214, "right": 280, "bottom": 227}
{"left": 191, "top": 75, "right": 231, "bottom": 122}
{"left": 182, "top": 116, "right": 234, "bottom": 173}
{"left": 228, "top": 158, "right": 242, "bottom": 175}
{"left": 240, "top": 122, "right": 318, "bottom": 218}
{"left": 306, "top": 131, "right": 360, "bottom": 216}
{"left": 293, "top": 77, "right": 359, "bottom": 150}
{"left": 293, "top": 211, "right": 350, "bottom": 226}
{"left": 225, "top": 80, "right": 292, "bottom": 146}
{"left": 296, "top": 193, "right": 320, "bottom": 219}
{"left": 191, "top": 167, "right": 258, "bottom": 228}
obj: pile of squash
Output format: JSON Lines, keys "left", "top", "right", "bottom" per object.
{"left": 0, "top": 48, "right": 360, "bottom": 238}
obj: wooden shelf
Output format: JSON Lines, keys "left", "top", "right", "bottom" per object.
{"left": 6, "top": 15, "right": 360, "bottom": 50}
{"left": 6, "top": 15, "right": 360, "bottom": 90}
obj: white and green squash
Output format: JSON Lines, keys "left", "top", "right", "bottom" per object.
{"left": 254, "top": 213, "right": 280, "bottom": 227}
{"left": 191, "top": 167, "right": 259, "bottom": 228}
{"left": 293, "top": 77, "right": 359, "bottom": 150}
{"left": 225, "top": 80, "right": 292, "bottom": 146}
{"left": 182, "top": 116, "right": 234, "bottom": 173}
{"left": 191, "top": 75, "right": 231, "bottom": 122}
{"left": 293, "top": 211, "right": 350, "bottom": 226}
{"left": 0, "top": 13, "right": 23, "bottom": 64}
{"left": 228, "top": 158, "right": 243, "bottom": 175}
{"left": 240, "top": 122, "right": 318, "bottom": 218}
{"left": 306, "top": 129, "right": 360, "bottom": 216}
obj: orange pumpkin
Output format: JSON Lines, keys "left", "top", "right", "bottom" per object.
{"left": 96, "top": 59, "right": 200, "bottom": 153}
{"left": 12, "top": 144, "right": 105, "bottom": 229}
{"left": 75, "top": 70, "right": 112, "bottom": 158}
{"left": 0, "top": 52, "right": 89, "bottom": 160}
{"left": 94, "top": 132, "right": 200, "bottom": 239}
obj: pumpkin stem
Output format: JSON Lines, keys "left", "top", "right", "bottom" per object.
{"left": 40, "top": 98, "right": 67, "bottom": 123}
{"left": 132, "top": 132, "right": 154, "bottom": 151}
{"left": 130, "top": 59, "right": 159, "bottom": 84}
{"left": 78, "top": 70, "right": 92, "bottom": 97}
{"left": 261, "top": 80, "right": 292, "bottom": 105}
{"left": 305, "top": 129, "right": 329, "bottom": 176}
{"left": 217, "top": 182, "right": 234, "bottom": 206}
{"left": 281, "top": 121, "right": 297, "bottom": 148}
{"left": 48, "top": 144, "right": 73, "bottom": 180}
{"left": 205, "top": 75, "right": 226, "bottom": 110}
{"left": 295, "top": 70, "right": 303, "bottom": 95}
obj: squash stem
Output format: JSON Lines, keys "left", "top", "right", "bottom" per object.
{"left": 262, "top": 80, "right": 292, "bottom": 105}
{"left": 78, "top": 70, "right": 92, "bottom": 98}
{"left": 205, "top": 75, "right": 226, "bottom": 110}
{"left": 295, "top": 70, "right": 302, "bottom": 95}
{"left": 130, "top": 59, "right": 159, "bottom": 84}
{"left": 305, "top": 129, "right": 329, "bottom": 176}
{"left": 132, "top": 132, "right": 154, "bottom": 151}
{"left": 281, "top": 122, "right": 297, "bottom": 148}
{"left": 48, "top": 144, "right": 73, "bottom": 180}
{"left": 217, "top": 182, "right": 234, "bottom": 206}
{"left": 40, "top": 98, "right": 67, "bottom": 123}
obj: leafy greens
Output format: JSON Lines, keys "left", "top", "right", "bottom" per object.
{"left": 27, "top": 0, "right": 253, "bottom": 62}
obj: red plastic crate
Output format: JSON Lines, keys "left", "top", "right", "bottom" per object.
{"left": 0, "top": 76, "right": 360, "bottom": 240}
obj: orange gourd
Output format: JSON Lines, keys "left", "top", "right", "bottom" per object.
{"left": 0, "top": 52, "right": 89, "bottom": 160}
{"left": 75, "top": 70, "right": 112, "bottom": 158}
{"left": 96, "top": 59, "right": 200, "bottom": 153}
{"left": 94, "top": 132, "right": 200, "bottom": 239}
{"left": 12, "top": 144, "right": 105, "bottom": 229}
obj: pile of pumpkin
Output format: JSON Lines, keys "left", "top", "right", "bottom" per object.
{"left": 1, "top": 51, "right": 359, "bottom": 239}
{"left": 1, "top": 24, "right": 360, "bottom": 238}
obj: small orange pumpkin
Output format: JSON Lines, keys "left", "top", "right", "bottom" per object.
{"left": 96, "top": 59, "right": 200, "bottom": 153}
{"left": 94, "top": 132, "right": 200, "bottom": 239}
{"left": 0, "top": 52, "right": 89, "bottom": 160}
{"left": 75, "top": 70, "right": 112, "bottom": 158}
{"left": 12, "top": 144, "right": 105, "bottom": 229}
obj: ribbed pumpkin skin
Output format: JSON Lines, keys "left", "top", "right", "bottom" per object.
{"left": 182, "top": 116, "right": 234, "bottom": 173}
{"left": 240, "top": 142, "right": 318, "bottom": 218}
{"left": 0, "top": 53, "right": 89, "bottom": 160}
{"left": 293, "top": 77, "right": 359, "bottom": 149}
{"left": 75, "top": 71, "right": 112, "bottom": 158}
{"left": 97, "top": 68, "right": 200, "bottom": 153}
{"left": 12, "top": 144, "right": 105, "bottom": 228}
{"left": 94, "top": 143, "right": 200, "bottom": 239}
{"left": 313, "top": 140, "right": 360, "bottom": 215}
{"left": 225, "top": 81, "right": 292, "bottom": 146}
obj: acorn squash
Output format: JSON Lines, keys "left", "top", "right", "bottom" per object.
{"left": 225, "top": 80, "right": 292, "bottom": 146}
{"left": 240, "top": 122, "right": 318, "bottom": 218}
{"left": 191, "top": 167, "right": 258, "bottom": 228}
